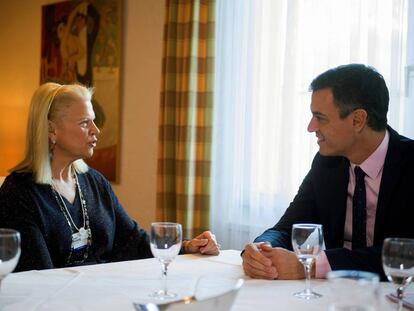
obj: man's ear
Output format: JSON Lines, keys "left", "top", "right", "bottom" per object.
{"left": 352, "top": 108, "right": 368, "bottom": 132}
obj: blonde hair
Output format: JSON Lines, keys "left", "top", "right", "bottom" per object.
{"left": 11, "top": 82, "right": 94, "bottom": 184}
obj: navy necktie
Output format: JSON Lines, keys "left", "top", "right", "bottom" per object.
{"left": 352, "top": 166, "right": 366, "bottom": 249}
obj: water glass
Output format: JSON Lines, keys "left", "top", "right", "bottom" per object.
{"left": 291, "top": 223, "right": 323, "bottom": 299}
{"left": 149, "top": 222, "right": 182, "bottom": 300}
{"left": 382, "top": 238, "right": 414, "bottom": 311}
{"left": 0, "top": 229, "right": 21, "bottom": 290}
{"left": 327, "top": 270, "right": 379, "bottom": 311}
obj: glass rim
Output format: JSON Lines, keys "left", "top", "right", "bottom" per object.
{"left": 384, "top": 237, "right": 414, "bottom": 244}
{"left": 0, "top": 228, "right": 20, "bottom": 237}
{"left": 327, "top": 270, "right": 379, "bottom": 282}
{"left": 151, "top": 222, "right": 182, "bottom": 227}
{"left": 292, "top": 223, "right": 322, "bottom": 229}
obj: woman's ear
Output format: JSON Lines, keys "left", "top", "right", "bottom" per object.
{"left": 48, "top": 120, "right": 57, "bottom": 142}
{"left": 352, "top": 108, "right": 368, "bottom": 132}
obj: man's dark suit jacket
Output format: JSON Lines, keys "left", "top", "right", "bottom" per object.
{"left": 254, "top": 126, "right": 414, "bottom": 280}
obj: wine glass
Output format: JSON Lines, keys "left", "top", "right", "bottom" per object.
{"left": 382, "top": 238, "right": 414, "bottom": 311}
{"left": 291, "top": 223, "right": 323, "bottom": 299}
{"left": 150, "top": 222, "right": 182, "bottom": 300}
{"left": 0, "top": 229, "right": 21, "bottom": 290}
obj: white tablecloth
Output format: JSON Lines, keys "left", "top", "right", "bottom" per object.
{"left": 0, "top": 250, "right": 404, "bottom": 310}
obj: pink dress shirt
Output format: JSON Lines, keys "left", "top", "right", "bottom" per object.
{"left": 315, "top": 130, "right": 389, "bottom": 278}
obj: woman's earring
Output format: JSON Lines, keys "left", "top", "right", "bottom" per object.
{"left": 50, "top": 140, "right": 56, "bottom": 156}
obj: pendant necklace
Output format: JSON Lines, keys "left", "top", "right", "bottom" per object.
{"left": 51, "top": 171, "right": 92, "bottom": 265}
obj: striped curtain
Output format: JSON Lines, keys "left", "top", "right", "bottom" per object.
{"left": 157, "top": 0, "right": 215, "bottom": 238}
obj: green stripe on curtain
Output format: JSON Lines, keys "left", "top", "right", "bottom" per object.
{"left": 157, "top": 0, "right": 215, "bottom": 238}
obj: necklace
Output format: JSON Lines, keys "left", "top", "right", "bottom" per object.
{"left": 51, "top": 172, "right": 92, "bottom": 265}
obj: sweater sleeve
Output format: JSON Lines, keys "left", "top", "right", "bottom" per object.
{"left": 109, "top": 188, "right": 153, "bottom": 261}
{"left": 91, "top": 171, "right": 153, "bottom": 261}
{"left": 0, "top": 175, "right": 55, "bottom": 271}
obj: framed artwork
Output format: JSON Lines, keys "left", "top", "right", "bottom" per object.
{"left": 40, "top": 0, "right": 122, "bottom": 182}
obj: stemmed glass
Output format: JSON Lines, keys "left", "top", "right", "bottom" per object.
{"left": 382, "top": 238, "right": 414, "bottom": 311}
{"left": 149, "top": 222, "right": 182, "bottom": 300}
{"left": 291, "top": 223, "right": 323, "bottom": 299}
{"left": 0, "top": 229, "right": 21, "bottom": 290}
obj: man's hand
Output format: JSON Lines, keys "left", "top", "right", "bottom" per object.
{"left": 242, "top": 242, "right": 278, "bottom": 280}
{"left": 261, "top": 246, "right": 306, "bottom": 280}
{"left": 184, "top": 231, "right": 220, "bottom": 255}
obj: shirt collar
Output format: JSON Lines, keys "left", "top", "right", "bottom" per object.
{"left": 350, "top": 130, "right": 389, "bottom": 179}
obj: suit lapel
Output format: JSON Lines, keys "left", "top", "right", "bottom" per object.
{"left": 335, "top": 159, "right": 350, "bottom": 246}
{"left": 374, "top": 127, "right": 403, "bottom": 243}
{"left": 322, "top": 157, "right": 349, "bottom": 248}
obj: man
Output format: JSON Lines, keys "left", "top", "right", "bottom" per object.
{"left": 242, "top": 64, "right": 414, "bottom": 281}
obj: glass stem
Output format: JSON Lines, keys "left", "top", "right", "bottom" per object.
{"left": 398, "top": 300, "right": 403, "bottom": 311}
{"left": 303, "top": 262, "right": 313, "bottom": 294}
{"left": 397, "top": 287, "right": 404, "bottom": 311}
{"left": 161, "top": 262, "right": 169, "bottom": 294}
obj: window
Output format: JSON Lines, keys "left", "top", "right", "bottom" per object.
{"left": 212, "top": 0, "right": 413, "bottom": 250}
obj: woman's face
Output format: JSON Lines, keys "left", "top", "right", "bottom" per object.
{"left": 49, "top": 99, "right": 100, "bottom": 163}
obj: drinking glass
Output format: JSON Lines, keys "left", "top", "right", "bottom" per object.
{"left": 0, "top": 229, "right": 21, "bottom": 290}
{"left": 291, "top": 223, "right": 323, "bottom": 299}
{"left": 327, "top": 270, "right": 379, "bottom": 311}
{"left": 150, "top": 222, "right": 182, "bottom": 300}
{"left": 382, "top": 238, "right": 414, "bottom": 311}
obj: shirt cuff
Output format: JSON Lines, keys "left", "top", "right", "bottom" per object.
{"left": 315, "top": 250, "right": 331, "bottom": 279}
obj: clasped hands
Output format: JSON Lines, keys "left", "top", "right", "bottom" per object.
{"left": 242, "top": 242, "right": 312, "bottom": 280}
{"left": 182, "top": 231, "right": 220, "bottom": 255}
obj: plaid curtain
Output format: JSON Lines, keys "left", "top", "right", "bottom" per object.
{"left": 157, "top": 0, "right": 215, "bottom": 238}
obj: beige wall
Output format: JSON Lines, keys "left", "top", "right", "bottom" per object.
{"left": 0, "top": 0, "right": 165, "bottom": 230}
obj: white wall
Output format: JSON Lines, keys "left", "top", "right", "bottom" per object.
{"left": 0, "top": 0, "right": 165, "bottom": 230}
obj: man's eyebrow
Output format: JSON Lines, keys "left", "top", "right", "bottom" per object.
{"left": 311, "top": 111, "right": 326, "bottom": 117}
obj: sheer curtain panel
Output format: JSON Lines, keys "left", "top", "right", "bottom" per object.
{"left": 211, "top": 0, "right": 411, "bottom": 250}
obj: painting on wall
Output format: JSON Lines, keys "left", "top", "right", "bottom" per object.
{"left": 40, "top": 0, "right": 122, "bottom": 182}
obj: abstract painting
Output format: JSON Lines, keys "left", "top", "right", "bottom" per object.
{"left": 41, "top": 0, "right": 122, "bottom": 182}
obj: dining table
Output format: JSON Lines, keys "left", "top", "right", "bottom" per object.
{"left": 0, "top": 250, "right": 406, "bottom": 310}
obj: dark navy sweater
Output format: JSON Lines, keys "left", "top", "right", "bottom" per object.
{"left": 0, "top": 168, "right": 153, "bottom": 271}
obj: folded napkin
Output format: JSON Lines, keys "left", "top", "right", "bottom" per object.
{"left": 387, "top": 293, "right": 414, "bottom": 310}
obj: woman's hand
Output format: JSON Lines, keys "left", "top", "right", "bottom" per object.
{"left": 183, "top": 231, "right": 220, "bottom": 255}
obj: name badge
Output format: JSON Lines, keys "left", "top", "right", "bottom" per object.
{"left": 71, "top": 228, "right": 89, "bottom": 252}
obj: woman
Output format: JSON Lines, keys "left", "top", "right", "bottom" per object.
{"left": 0, "top": 83, "right": 219, "bottom": 271}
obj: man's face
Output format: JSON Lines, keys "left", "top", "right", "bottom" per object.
{"left": 307, "top": 88, "right": 356, "bottom": 157}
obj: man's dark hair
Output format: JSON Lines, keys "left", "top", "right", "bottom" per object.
{"left": 309, "top": 64, "right": 389, "bottom": 131}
